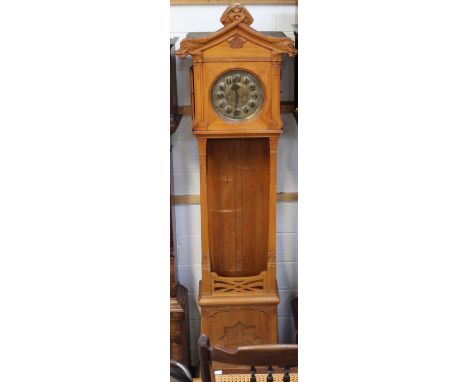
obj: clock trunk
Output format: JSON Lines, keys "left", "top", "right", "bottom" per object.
{"left": 207, "top": 138, "right": 269, "bottom": 278}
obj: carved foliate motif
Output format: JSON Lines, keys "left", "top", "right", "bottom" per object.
{"left": 227, "top": 33, "right": 247, "bottom": 49}
{"left": 217, "top": 321, "right": 262, "bottom": 348}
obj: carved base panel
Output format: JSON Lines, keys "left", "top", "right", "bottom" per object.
{"left": 199, "top": 294, "right": 279, "bottom": 370}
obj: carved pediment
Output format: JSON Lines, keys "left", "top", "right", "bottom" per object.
{"left": 176, "top": 3, "right": 297, "bottom": 59}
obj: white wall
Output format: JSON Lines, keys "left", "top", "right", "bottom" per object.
{"left": 171, "top": 4, "right": 297, "bottom": 107}
{"left": 171, "top": 3, "right": 298, "bottom": 366}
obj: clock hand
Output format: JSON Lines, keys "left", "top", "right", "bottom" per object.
{"left": 234, "top": 89, "right": 239, "bottom": 119}
{"left": 231, "top": 81, "right": 240, "bottom": 119}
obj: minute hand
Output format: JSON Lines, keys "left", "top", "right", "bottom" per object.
{"left": 231, "top": 82, "right": 240, "bottom": 119}
{"left": 234, "top": 90, "right": 239, "bottom": 119}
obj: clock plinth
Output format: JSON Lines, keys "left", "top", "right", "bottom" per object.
{"left": 176, "top": 3, "right": 296, "bottom": 358}
{"left": 199, "top": 283, "right": 279, "bottom": 370}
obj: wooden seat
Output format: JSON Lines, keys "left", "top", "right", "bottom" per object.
{"left": 170, "top": 359, "right": 193, "bottom": 382}
{"left": 198, "top": 335, "right": 298, "bottom": 382}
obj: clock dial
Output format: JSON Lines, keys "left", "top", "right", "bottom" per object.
{"left": 211, "top": 70, "right": 264, "bottom": 121}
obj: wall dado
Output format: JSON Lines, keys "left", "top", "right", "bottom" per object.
{"left": 170, "top": 3, "right": 298, "bottom": 366}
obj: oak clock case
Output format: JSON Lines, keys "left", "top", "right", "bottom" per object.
{"left": 177, "top": 3, "right": 296, "bottom": 368}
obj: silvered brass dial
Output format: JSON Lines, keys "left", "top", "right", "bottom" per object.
{"left": 211, "top": 70, "right": 264, "bottom": 121}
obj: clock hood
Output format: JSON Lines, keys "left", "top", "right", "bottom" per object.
{"left": 176, "top": 3, "right": 297, "bottom": 61}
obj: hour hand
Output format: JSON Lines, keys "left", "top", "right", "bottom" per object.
{"left": 231, "top": 82, "right": 240, "bottom": 92}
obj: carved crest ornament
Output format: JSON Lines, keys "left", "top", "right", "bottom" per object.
{"left": 220, "top": 3, "right": 254, "bottom": 26}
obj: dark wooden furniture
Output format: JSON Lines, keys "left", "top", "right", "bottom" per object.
{"left": 198, "top": 335, "right": 298, "bottom": 382}
{"left": 171, "top": 284, "right": 191, "bottom": 366}
{"left": 171, "top": 359, "right": 193, "bottom": 382}
{"left": 171, "top": 37, "right": 183, "bottom": 134}
{"left": 170, "top": 37, "right": 191, "bottom": 369}
{"left": 176, "top": 4, "right": 297, "bottom": 368}
{"left": 170, "top": 36, "right": 180, "bottom": 296}
{"left": 292, "top": 24, "right": 298, "bottom": 123}
{"left": 290, "top": 297, "right": 298, "bottom": 344}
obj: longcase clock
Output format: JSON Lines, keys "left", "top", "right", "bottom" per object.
{"left": 176, "top": 3, "right": 296, "bottom": 362}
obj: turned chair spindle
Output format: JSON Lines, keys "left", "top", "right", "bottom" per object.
{"left": 250, "top": 366, "right": 257, "bottom": 382}
{"left": 266, "top": 366, "right": 274, "bottom": 382}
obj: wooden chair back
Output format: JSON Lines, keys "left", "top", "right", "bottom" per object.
{"left": 198, "top": 335, "right": 298, "bottom": 382}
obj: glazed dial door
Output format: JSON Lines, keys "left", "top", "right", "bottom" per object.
{"left": 211, "top": 70, "right": 264, "bottom": 122}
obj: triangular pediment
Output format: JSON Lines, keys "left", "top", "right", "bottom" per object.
{"left": 177, "top": 3, "right": 296, "bottom": 59}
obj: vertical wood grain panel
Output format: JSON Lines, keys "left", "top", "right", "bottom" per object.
{"left": 207, "top": 138, "right": 269, "bottom": 277}
{"left": 240, "top": 138, "right": 269, "bottom": 275}
{"left": 207, "top": 139, "right": 237, "bottom": 275}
